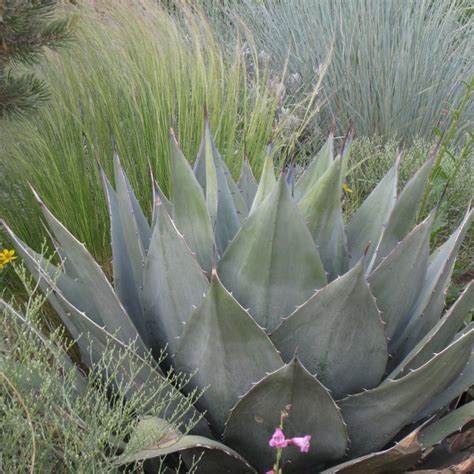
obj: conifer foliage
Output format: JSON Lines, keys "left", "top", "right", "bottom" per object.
{"left": 0, "top": 0, "right": 73, "bottom": 119}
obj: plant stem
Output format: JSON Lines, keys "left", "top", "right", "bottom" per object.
{"left": 418, "top": 76, "right": 473, "bottom": 220}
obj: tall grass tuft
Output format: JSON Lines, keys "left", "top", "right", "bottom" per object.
{"left": 219, "top": 0, "right": 473, "bottom": 141}
{"left": 0, "top": 0, "right": 314, "bottom": 266}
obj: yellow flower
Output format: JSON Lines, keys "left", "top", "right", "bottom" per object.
{"left": 0, "top": 249, "right": 17, "bottom": 267}
{"left": 342, "top": 182, "right": 353, "bottom": 193}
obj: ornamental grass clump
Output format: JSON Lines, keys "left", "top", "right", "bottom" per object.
{"left": 2, "top": 118, "right": 473, "bottom": 472}
{"left": 0, "top": 0, "right": 314, "bottom": 267}
{"left": 221, "top": 0, "right": 474, "bottom": 141}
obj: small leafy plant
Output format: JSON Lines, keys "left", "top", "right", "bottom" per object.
{"left": 1, "top": 259, "right": 200, "bottom": 473}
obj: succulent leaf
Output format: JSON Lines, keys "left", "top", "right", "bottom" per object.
{"left": 143, "top": 199, "right": 209, "bottom": 355}
{"left": 388, "top": 282, "right": 474, "bottom": 379}
{"left": 323, "top": 403, "right": 474, "bottom": 474}
{"left": 221, "top": 154, "right": 248, "bottom": 221}
{"left": 298, "top": 151, "right": 349, "bottom": 280}
{"left": 2, "top": 227, "right": 144, "bottom": 369}
{"left": 286, "top": 160, "right": 296, "bottom": 190}
{"left": 3, "top": 231, "right": 133, "bottom": 368}
{"left": 346, "top": 155, "right": 400, "bottom": 267}
{"left": 419, "top": 401, "right": 474, "bottom": 449}
{"left": 223, "top": 358, "right": 348, "bottom": 473}
{"left": 391, "top": 206, "right": 473, "bottom": 365}
{"left": 151, "top": 178, "right": 172, "bottom": 228}
{"left": 321, "top": 428, "right": 422, "bottom": 473}
{"left": 100, "top": 166, "right": 147, "bottom": 341}
{"left": 368, "top": 155, "right": 434, "bottom": 270}
{"left": 203, "top": 122, "right": 219, "bottom": 229}
{"left": 294, "top": 133, "right": 334, "bottom": 202}
{"left": 113, "top": 150, "right": 151, "bottom": 255}
{"left": 208, "top": 135, "right": 243, "bottom": 254}
{"left": 219, "top": 176, "right": 327, "bottom": 332}
{"left": 1, "top": 225, "right": 95, "bottom": 363}
{"left": 368, "top": 212, "right": 434, "bottom": 351}
{"left": 194, "top": 118, "right": 246, "bottom": 254}
{"left": 28, "top": 189, "right": 146, "bottom": 350}
{"left": 170, "top": 130, "right": 214, "bottom": 274}
{"left": 175, "top": 273, "right": 283, "bottom": 435}
{"left": 179, "top": 449, "right": 256, "bottom": 474}
{"left": 249, "top": 144, "right": 276, "bottom": 213}
{"left": 46, "top": 232, "right": 79, "bottom": 279}
{"left": 339, "top": 329, "right": 474, "bottom": 457}
{"left": 271, "top": 262, "right": 387, "bottom": 399}
{"left": 414, "top": 323, "right": 474, "bottom": 422}
{"left": 4, "top": 223, "right": 103, "bottom": 328}
{"left": 238, "top": 159, "right": 258, "bottom": 210}
{"left": 116, "top": 417, "right": 255, "bottom": 473}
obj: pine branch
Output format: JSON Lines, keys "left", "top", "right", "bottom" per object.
{"left": 0, "top": 1, "right": 74, "bottom": 65}
{"left": 0, "top": 1, "right": 74, "bottom": 119}
{"left": 0, "top": 72, "right": 49, "bottom": 119}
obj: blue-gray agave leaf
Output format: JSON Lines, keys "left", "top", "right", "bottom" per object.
{"left": 143, "top": 198, "right": 209, "bottom": 355}
{"left": 298, "top": 151, "right": 349, "bottom": 280}
{"left": 100, "top": 166, "right": 147, "bottom": 342}
{"left": 175, "top": 273, "right": 282, "bottom": 435}
{"left": 224, "top": 358, "right": 348, "bottom": 473}
{"left": 368, "top": 155, "right": 434, "bottom": 271}
{"left": 151, "top": 178, "right": 171, "bottom": 229}
{"left": 238, "top": 159, "right": 258, "bottom": 209}
{"left": 414, "top": 323, "right": 474, "bottom": 422}
{"left": 418, "top": 400, "right": 474, "bottom": 449}
{"left": 340, "top": 330, "right": 474, "bottom": 458}
{"left": 294, "top": 133, "right": 334, "bottom": 202}
{"left": 218, "top": 176, "right": 327, "bottom": 332}
{"left": 39, "top": 280, "right": 210, "bottom": 435}
{"left": 368, "top": 212, "right": 434, "bottom": 352}
{"left": 116, "top": 417, "right": 255, "bottom": 473}
{"left": 346, "top": 155, "right": 400, "bottom": 267}
{"left": 271, "top": 262, "right": 387, "bottom": 399}
{"left": 391, "top": 207, "right": 473, "bottom": 365}
{"left": 320, "top": 428, "right": 423, "bottom": 473}
{"left": 249, "top": 144, "right": 276, "bottom": 213}
{"left": 194, "top": 117, "right": 247, "bottom": 254}
{"left": 28, "top": 188, "right": 146, "bottom": 351}
{"left": 388, "top": 282, "right": 474, "bottom": 379}
{"left": 170, "top": 130, "right": 214, "bottom": 274}
{"left": 113, "top": 149, "right": 151, "bottom": 256}
{"left": 3, "top": 222, "right": 102, "bottom": 328}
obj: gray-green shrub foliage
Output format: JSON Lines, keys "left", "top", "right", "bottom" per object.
{"left": 0, "top": 262, "right": 199, "bottom": 473}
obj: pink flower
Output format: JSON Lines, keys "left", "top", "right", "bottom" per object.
{"left": 265, "top": 471, "right": 275, "bottom": 474}
{"left": 287, "top": 435, "right": 312, "bottom": 453}
{"left": 269, "top": 427, "right": 288, "bottom": 448}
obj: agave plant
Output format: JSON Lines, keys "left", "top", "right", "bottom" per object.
{"left": 2, "top": 118, "right": 473, "bottom": 473}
